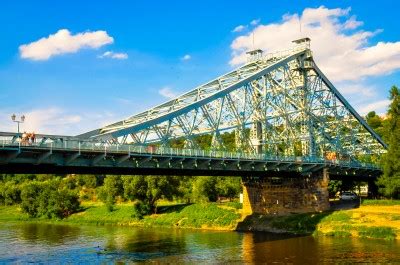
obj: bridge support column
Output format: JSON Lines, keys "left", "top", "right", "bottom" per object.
{"left": 242, "top": 168, "right": 330, "bottom": 216}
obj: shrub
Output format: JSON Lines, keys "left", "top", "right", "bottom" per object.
{"left": 20, "top": 180, "right": 80, "bottom": 219}
{"left": 0, "top": 181, "right": 21, "bottom": 205}
{"left": 131, "top": 201, "right": 151, "bottom": 219}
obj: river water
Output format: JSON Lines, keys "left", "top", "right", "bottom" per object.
{"left": 1, "top": 222, "right": 400, "bottom": 264}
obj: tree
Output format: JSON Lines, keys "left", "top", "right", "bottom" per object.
{"left": 20, "top": 180, "right": 79, "bottom": 218}
{"left": 377, "top": 86, "right": 400, "bottom": 198}
{"left": 192, "top": 176, "right": 218, "bottom": 202}
{"left": 97, "top": 176, "right": 123, "bottom": 211}
{"left": 123, "top": 175, "right": 180, "bottom": 214}
{"left": 0, "top": 181, "right": 21, "bottom": 205}
{"left": 215, "top": 177, "right": 241, "bottom": 201}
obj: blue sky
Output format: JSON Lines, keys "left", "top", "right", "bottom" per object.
{"left": 0, "top": 0, "right": 399, "bottom": 135}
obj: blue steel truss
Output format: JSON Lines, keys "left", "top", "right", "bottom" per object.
{"left": 79, "top": 39, "right": 386, "bottom": 163}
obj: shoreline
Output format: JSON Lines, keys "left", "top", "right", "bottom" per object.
{"left": 1, "top": 201, "right": 400, "bottom": 240}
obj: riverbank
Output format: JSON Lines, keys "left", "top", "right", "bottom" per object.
{"left": 0, "top": 201, "right": 242, "bottom": 231}
{"left": 238, "top": 200, "right": 400, "bottom": 240}
{"left": 2, "top": 200, "right": 400, "bottom": 239}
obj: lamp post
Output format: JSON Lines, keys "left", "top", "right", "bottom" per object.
{"left": 11, "top": 114, "right": 25, "bottom": 134}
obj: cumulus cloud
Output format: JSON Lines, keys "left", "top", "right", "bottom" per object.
{"left": 337, "top": 83, "right": 376, "bottom": 98}
{"left": 232, "top": 25, "right": 246, "bottom": 33}
{"left": 343, "top": 15, "right": 363, "bottom": 30}
{"left": 0, "top": 108, "right": 81, "bottom": 134}
{"left": 230, "top": 6, "right": 400, "bottom": 83}
{"left": 0, "top": 107, "right": 121, "bottom": 135}
{"left": 159, "top": 87, "right": 178, "bottom": 99}
{"left": 98, "top": 51, "right": 128, "bottom": 59}
{"left": 181, "top": 54, "right": 191, "bottom": 61}
{"left": 19, "top": 29, "right": 114, "bottom": 60}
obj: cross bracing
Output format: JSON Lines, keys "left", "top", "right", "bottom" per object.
{"left": 79, "top": 39, "right": 387, "bottom": 163}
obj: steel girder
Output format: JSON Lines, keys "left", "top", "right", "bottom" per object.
{"left": 78, "top": 43, "right": 387, "bottom": 162}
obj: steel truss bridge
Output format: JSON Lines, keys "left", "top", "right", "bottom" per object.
{"left": 0, "top": 38, "right": 386, "bottom": 179}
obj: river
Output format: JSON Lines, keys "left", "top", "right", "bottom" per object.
{"left": 1, "top": 222, "right": 400, "bottom": 264}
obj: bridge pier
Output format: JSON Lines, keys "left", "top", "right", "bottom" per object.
{"left": 242, "top": 168, "right": 330, "bottom": 216}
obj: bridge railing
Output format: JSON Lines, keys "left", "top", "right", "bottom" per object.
{"left": 0, "top": 138, "right": 380, "bottom": 170}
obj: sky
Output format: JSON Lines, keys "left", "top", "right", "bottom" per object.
{"left": 0, "top": 0, "right": 399, "bottom": 135}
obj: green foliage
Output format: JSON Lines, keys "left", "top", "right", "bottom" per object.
{"left": 224, "top": 201, "right": 242, "bottom": 210}
{"left": 142, "top": 203, "right": 240, "bottom": 228}
{"left": 192, "top": 176, "right": 218, "bottom": 202}
{"left": 361, "top": 199, "right": 400, "bottom": 206}
{"left": 131, "top": 200, "right": 151, "bottom": 219}
{"left": 322, "top": 212, "right": 350, "bottom": 222}
{"left": 366, "top": 111, "right": 384, "bottom": 134}
{"left": 377, "top": 86, "right": 400, "bottom": 198}
{"left": 328, "top": 180, "right": 342, "bottom": 197}
{"left": 324, "top": 231, "right": 352, "bottom": 237}
{"left": 123, "top": 175, "right": 180, "bottom": 213}
{"left": 0, "top": 181, "right": 21, "bottom": 205}
{"left": 215, "top": 177, "right": 241, "bottom": 201}
{"left": 270, "top": 212, "right": 330, "bottom": 234}
{"left": 20, "top": 180, "right": 80, "bottom": 219}
{"left": 76, "top": 174, "right": 104, "bottom": 188}
{"left": 357, "top": 226, "right": 396, "bottom": 240}
{"left": 98, "top": 176, "right": 123, "bottom": 211}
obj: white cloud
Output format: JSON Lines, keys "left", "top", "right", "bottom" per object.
{"left": 358, "top": 99, "right": 390, "bottom": 115}
{"left": 250, "top": 19, "right": 260, "bottom": 26}
{"left": 0, "top": 108, "right": 81, "bottom": 134}
{"left": 0, "top": 107, "right": 122, "bottom": 135}
{"left": 98, "top": 51, "right": 128, "bottom": 60}
{"left": 19, "top": 29, "right": 114, "bottom": 60}
{"left": 343, "top": 15, "right": 363, "bottom": 30}
{"left": 158, "top": 87, "right": 178, "bottom": 99}
{"left": 337, "top": 83, "right": 376, "bottom": 98}
{"left": 181, "top": 54, "right": 191, "bottom": 61}
{"left": 232, "top": 25, "right": 246, "bottom": 33}
{"left": 230, "top": 6, "right": 400, "bottom": 83}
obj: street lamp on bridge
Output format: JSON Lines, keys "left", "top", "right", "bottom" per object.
{"left": 11, "top": 114, "right": 25, "bottom": 134}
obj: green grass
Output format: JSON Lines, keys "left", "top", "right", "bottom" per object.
{"left": 362, "top": 199, "right": 400, "bottom": 206}
{"left": 324, "top": 230, "right": 352, "bottom": 237}
{"left": 321, "top": 211, "right": 351, "bottom": 222}
{"left": 391, "top": 215, "right": 400, "bottom": 221}
{"left": 223, "top": 202, "right": 243, "bottom": 210}
{"left": 357, "top": 226, "right": 396, "bottom": 240}
{"left": 142, "top": 203, "right": 240, "bottom": 229}
{"left": 65, "top": 204, "right": 140, "bottom": 225}
{"left": 269, "top": 212, "right": 330, "bottom": 234}
{"left": 0, "top": 205, "right": 31, "bottom": 221}
{"left": 0, "top": 202, "right": 241, "bottom": 230}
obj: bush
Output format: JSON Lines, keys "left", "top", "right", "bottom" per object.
{"left": 0, "top": 181, "right": 21, "bottom": 205}
{"left": 131, "top": 201, "right": 151, "bottom": 219}
{"left": 20, "top": 180, "right": 80, "bottom": 219}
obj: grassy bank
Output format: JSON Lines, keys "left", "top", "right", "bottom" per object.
{"left": 238, "top": 203, "right": 400, "bottom": 240}
{"left": 2, "top": 201, "right": 400, "bottom": 239}
{"left": 0, "top": 202, "right": 242, "bottom": 231}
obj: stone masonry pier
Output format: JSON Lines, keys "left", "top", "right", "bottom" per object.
{"left": 242, "top": 169, "right": 330, "bottom": 216}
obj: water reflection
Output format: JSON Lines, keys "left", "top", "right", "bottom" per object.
{"left": 1, "top": 222, "right": 400, "bottom": 263}
{"left": 16, "top": 222, "right": 81, "bottom": 245}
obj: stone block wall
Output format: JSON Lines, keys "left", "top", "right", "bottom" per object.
{"left": 242, "top": 169, "right": 330, "bottom": 216}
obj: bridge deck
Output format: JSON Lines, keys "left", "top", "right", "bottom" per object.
{"left": 0, "top": 138, "right": 381, "bottom": 178}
